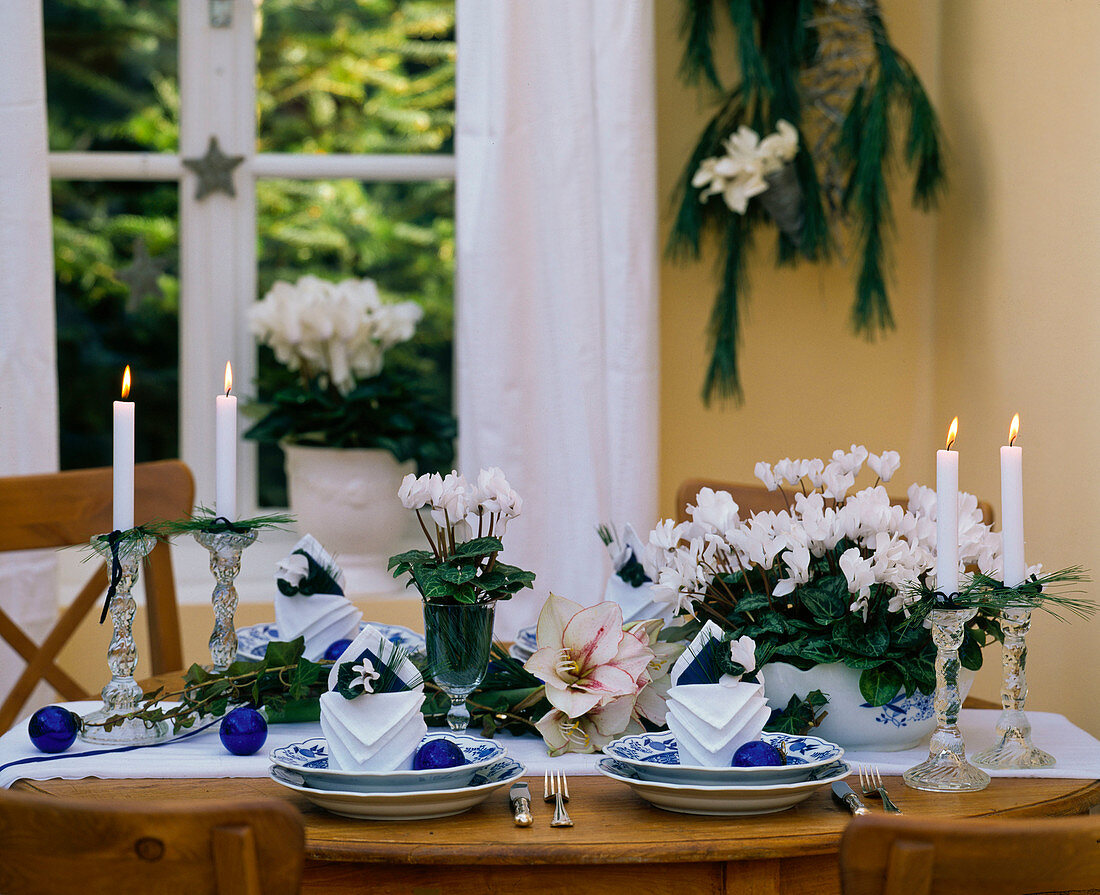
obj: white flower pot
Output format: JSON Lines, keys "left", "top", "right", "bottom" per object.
{"left": 759, "top": 661, "right": 976, "bottom": 751}
{"left": 283, "top": 444, "right": 420, "bottom": 595}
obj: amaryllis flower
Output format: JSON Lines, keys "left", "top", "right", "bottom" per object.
{"left": 534, "top": 695, "right": 640, "bottom": 756}
{"left": 524, "top": 594, "right": 653, "bottom": 718}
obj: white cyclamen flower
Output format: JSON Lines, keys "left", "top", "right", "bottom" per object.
{"left": 867, "top": 450, "right": 901, "bottom": 483}
{"left": 754, "top": 462, "right": 778, "bottom": 491}
{"left": 398, "top": 472, "right": 433, "bottom": 509}
{"left": 689, "top": 488, "right": 740, "bottom": 534}
{"left": 728, "top": 635, "right": 757, "bottom": 673}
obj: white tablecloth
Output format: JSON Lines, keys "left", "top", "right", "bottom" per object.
{"left": 2, "top": 703, "right": 1098, "bottom": 789}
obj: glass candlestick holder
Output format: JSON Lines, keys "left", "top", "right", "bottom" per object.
{"left": 903, "top": 606, "right": 990, "bottom": 792}
{"left": 194, "top": 528, "right": 257, "bottom": 671}
{"left": 973, "top": 606, "right": 1055, "bottom": 769}
{"left": 80, "top": 532, "right": 169, "bottom": 746}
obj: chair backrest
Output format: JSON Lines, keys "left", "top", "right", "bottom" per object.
{"left": 0, "top": 789, "right": 303, "bottom": 895}
{"left": 839, "top": 813, "right": 1100, "bottom": 895}
{"left": 675, "top": 478, "right": 995, "bottom": 526}
{"left": 0, "top": 460, "right": 194, "bottom": 732}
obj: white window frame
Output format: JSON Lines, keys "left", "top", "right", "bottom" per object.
{"left": 46, "top": 0, "right": 456, "bottom": 520}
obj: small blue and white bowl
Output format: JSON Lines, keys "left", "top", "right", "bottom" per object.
{"left": 237, "top": 621, "right": 426, "bottom": 664}
{"left": 602, "top": 730, "right": 844, "bottom": 786}
{"left": 508, "top": 625, "right": 539, "bottom": 662}
{"left": 270, "top": 735, "right": 506, "bottom": 792}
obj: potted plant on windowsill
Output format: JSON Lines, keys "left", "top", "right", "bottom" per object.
{"left": 245, "top": 275, "right": 456, "bottom": 593}
{"left": 644, "top": 448, "right": 1007, "bottom": 750}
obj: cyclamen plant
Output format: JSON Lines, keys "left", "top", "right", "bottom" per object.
{"left": 245, "top": 274, "right": 456, "bottom": 472}
{"left": 389, "top": 467, "right": 536, "bottom": 605}
{"left": 645, "top": 447, "right": 1012, "bottom": 707}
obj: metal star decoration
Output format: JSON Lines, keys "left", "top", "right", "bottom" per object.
{"left": 115, "top": 238, "right": 167, "bottom": 311}
{"left": 182, "top": 136, "right": 244, "bottom": 200}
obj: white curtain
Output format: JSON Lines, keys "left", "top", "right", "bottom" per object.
{"left": 455, "top": 0, "right": 659, "bottom": 635}
{"left": 0, "top": 2, "right": 60, "bottom": 706}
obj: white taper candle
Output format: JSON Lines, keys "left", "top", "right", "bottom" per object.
{"left": 113, "top": 365, "right": 135, "bottom": 531}
{"left": 936, "top": 417, "right": 960, "bottom": 596}
{"left": 215, "top": 361, "right": 237, "bottom": 521}
{"left": 1001, "top": 413, "right": 1025, "bottom": 587}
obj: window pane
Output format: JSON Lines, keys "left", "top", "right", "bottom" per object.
{"left": 254, "top": 178, "right": 454, "bottom": 506}
{"left": 44, "top": 0, "right": 179, "bottom": 153}
{"left": 256, "top": 0, "right": 455, "bottom": 155}
{"left": 53, "top": 180, "right": 180, "bottom": 470}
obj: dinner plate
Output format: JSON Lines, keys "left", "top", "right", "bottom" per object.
{"left": 269, "top": 757, "right": 526, "bottom": 820}
{"left": 597, "top": 757, "right": 850, "bottom": 816}
{"left": 270, "top": 735, "right": 507, "bottom": 792}
{"left": 235, "top": 621, "right": 426, "bottom": 663}
{"left": 603, "top": 731, "right": 844, "bottom": 785}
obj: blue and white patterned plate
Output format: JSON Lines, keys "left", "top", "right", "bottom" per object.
{"left": 508, "top": 624, "right": 539, "bottom": 661}
{"left": 235, "top": 621, "right": 426, "bottom": 663}
{"left": 269, "top": 757, "right": 525, "bottom": 821}
{"left": 603, "top": 731, "right": 844, "bottom": 785}
{"left": 270, "top": 735, "right": 507, "bottom": 793}
{"left": 598, "top": 757, "right": 850, "bottom": 816}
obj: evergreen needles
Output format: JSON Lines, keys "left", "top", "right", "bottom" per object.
{"left": 670, "top": 0, "right": 945, "bottom": 403}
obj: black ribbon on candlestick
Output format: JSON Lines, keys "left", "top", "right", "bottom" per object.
{"left": 209, "top": 516, "right": 248, "bottom": 534}
{"left": 932, "top": 590, "right": 962, "bottom": 609}
{"left": 98, "top": 530, "right": 125, "bottom": 624}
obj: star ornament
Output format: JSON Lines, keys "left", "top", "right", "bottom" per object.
{"left": 116, "top": 238, "right": 168, "bottom": 311}
{"left": 182, "top": 136, "right": 245, "bottom": 200}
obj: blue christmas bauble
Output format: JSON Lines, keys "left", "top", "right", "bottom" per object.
{"left": 731, "top": 740, "right": 785, "bottom": 767}
{"left": 28, "top": 705, "right": 80, "bottom": 753}
{"left": 413, "top": 738, "right": 467, "bottom": 770}
{"left": 219, "top": 707, "right": 268, "bottom": 756}
{"left": 323, "top": 639, "right": 354, "bottom": 661}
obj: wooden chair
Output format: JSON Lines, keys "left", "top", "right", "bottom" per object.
{"left": 675, "top": 478, "right": 995, "bottom": 526}
{"left": 0, "top": 789, "right": 304, "bottom": 895}
{"left": 839, "top": 813, "right": 1100, "bottom": 895}
{"left": 0, "top": 460, "right": 194, "bottom": 733}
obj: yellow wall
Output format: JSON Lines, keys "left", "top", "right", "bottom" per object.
{"left": 933, "top": 1, "right": 1100, "bottom": 733}
{"left": 658, "top": 0, "right": 1100, "bottom": 733}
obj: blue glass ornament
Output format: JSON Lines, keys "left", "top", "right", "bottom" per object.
{"left": 413, "top": 738, "right": 467, "bottom": 770}
{"left": 731, "top": 740, "right": 785, "bottom": 767}
{"left": 219, "top": 706, "right": 268, "bottom": 756}
{"left": 28, "top": 706, "right": 80, "bottom": 753}
{"left": 323, "top": 639, "right": 354, "bottom": 661}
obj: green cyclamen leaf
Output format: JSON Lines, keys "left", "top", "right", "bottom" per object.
{"left": 858, "top": 665, "right": 905, "bottom": 707}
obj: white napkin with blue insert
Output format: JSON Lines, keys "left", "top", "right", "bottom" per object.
{"left": 318, "top": 624, "right": 427, "bottom": 771}
{"left": 664, "top": 622, "right": 770, "bottom": 767}
{"left": 603, "top": 523, "right": 674, "bottom": 625}
{"left": 274, "top": 535, "right": 362, "bottom": 661}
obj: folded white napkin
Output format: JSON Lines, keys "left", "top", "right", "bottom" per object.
{"left": 274, "top": 535, "right": 363, "bottom": 661}
{"left": 318, "top": 624, "right": 427, "bottom": 771}
{"left": 603, "top": 523, "right": 674, "bottom": 625}
{"left": 664, "top": 621, "right": 769, "bottom": 767}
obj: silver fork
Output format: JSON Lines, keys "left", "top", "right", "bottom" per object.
{"left": 544, "top": 769, "right": 574, "bottom": 827}
{"left": 858, "top": 763, "right": 902, "bottom": 814}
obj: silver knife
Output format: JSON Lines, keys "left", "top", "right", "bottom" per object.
{"left": 832, "top": 781, "right": 871, "bottom": 816}
{"left": 509, "top": 782, "right": 533, "bottom": 827}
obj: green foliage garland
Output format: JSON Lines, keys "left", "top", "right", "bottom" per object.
{"left": 670, "top": 0, "right": 945, "bottom": 403}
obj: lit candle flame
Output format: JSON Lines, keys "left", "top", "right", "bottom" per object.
{"left": 121, "top": 365, "right": 132, "bottom": 400}
{"left": 946, "top": 416, "right": 958, "bottom": 450}
{"left": 224, "top": 361, "right": 233, "bottom": 397}
{"left": 1009, "top": 413, "right": 1020, "bottom": 447}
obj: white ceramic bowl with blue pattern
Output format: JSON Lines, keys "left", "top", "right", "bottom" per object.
{"left": 236, "top": 621, "right": 425, "bottom": 664}
{"left": 270, "top": 735, "right": 506, "bottom": 792}
{"left": 603, "top": 730, "right": 844, "bottom": 785}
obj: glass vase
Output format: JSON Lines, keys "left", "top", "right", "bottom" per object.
{"left": 973, "top": 607, "right": 1055, "bottom": 769}
{"left": 903, "top": 607, "right": 990, "bottom": 792}
{"left": 422, "top": 600, "right": 496, "bottom": 732}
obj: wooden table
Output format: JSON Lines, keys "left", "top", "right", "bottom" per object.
{"left": 16, "top": 771, "right": 1100, "bottom": 895}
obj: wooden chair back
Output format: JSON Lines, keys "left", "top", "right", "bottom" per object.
{"left": 839, "top": 813, "right": 1100, "bottom": 895}
{"left": 0, "top": 460, "right": 194, "bottom": 732}
{"left": 674, "top": 478, "right": 994, "bottom": 526}
{"left": 0, "top": 789, "right": 303, "bottom": 895}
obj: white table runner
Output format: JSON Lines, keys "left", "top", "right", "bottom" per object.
{"left": 2, "top": 703, "right": 1098, "bottom": 789}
